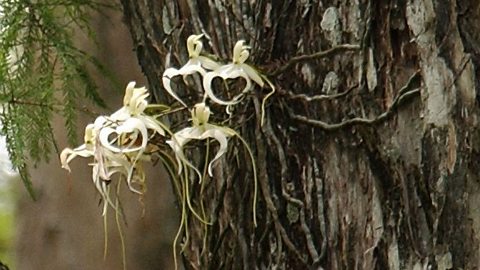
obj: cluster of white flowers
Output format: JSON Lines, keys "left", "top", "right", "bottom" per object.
{"left": 60, "top": 82, "right": 165, "bottom": 214}
{"left": 163, "top": 34, "right": 274, "bottom": 177}
{"left": 60, "top": 34, "right": 269, "bottom": 217}
{"left": 163, "top": 34, "right": 274, "bottom": 121}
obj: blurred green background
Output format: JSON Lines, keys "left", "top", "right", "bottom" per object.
{"left": 0, "top": 135, "right": 17, "bottom": 269}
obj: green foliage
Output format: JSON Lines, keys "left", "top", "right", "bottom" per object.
{"left": 0, "top": 0, "right": 114, "bottom": 198}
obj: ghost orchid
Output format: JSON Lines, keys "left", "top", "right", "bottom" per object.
{"left": 202, "top": 40, "right": 263, "bottom": 104}
{"left": 202, "top": 40, "right": 275, "bottom": 125}
{"left": 60, "top": 121, "right": 131, "bottom": 215}
{"left": 167, "top": 102, "right": 259, "bottom": 227}
{"left": 163, "top": 34, "right": 221, "bottom": 107}
{"left": 107, "top": 81, "right": 166, "bottom": 149}
{"left": 101, "top": 82, "right": 165, "bottom": 192}
{"left": 60, "top": 123, "right": 96, "bottom": 172}
{"left": 167, "top": 103, "right": 235, "bottom": 179}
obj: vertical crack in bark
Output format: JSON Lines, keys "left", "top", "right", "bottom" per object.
{"left": 253, "top": 98, "right": 307, "bottom": 267}
{"left": 261, "top": 112, "right": 320, "bottom": 263}
{"left": 313, "top": 157, "right": 327, "bottom": 261}
{"left": 206, "top": 0, "right": 228, "bottom": 58}
{"left": 185, "top": 0, "right": 206, "bottom": 35}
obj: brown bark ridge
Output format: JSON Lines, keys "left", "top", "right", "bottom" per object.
{"left": 120, "top": 0, "right": 479, "bottom": 269}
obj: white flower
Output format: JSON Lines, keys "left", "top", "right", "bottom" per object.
{"left": 107, "top": 81, "right": 165, "bottom": 149}
{"left": 105, "top": 82, "right": 165, "bottom": 191}
{"left": 167, "top": 102, "right": 259, "bottom": 227}
{"left": 167, "top": 103, "right": 235, "bottom": 178}
{"left": 163, "top": 34, "right": 221, "bottom": 107}
{"left": 60, "top": 123, "right": 96, "bottom": 172}
{"left": 60, "top": 122, "right": 130, "bottom": 214}
{"left": 123, "top": 81, "right": 149, "bottom": 114}
{"left": 202, "top": 40, "right": 265, "bottom": 105}
{"left": 202, "top": 40, "right": 275, "bottom": 125}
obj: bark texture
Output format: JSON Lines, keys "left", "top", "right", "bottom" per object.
{"left": 118, "top": 0, "right": 479, "bottom": 269}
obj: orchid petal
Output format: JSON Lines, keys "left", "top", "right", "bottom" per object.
{"left": 92, "top": 163, "right": 119, "bottom": 216}
{"left": 201, "top": 128, "right": 229, "bottom": 176}
{"left": 167, "top": 127, "right": 195, "bottom": 174}
{"left": 198, "top": 56, "right": 221, "bottom": 70}
{"left": 116, "top": 118, "right": 149, "bottom": 151}
{"left": 94, "top": 116, "right": 108, "bottom": 127}
{"left": 192, "top": 103, "right": 210, "bottom": 126}
{"left": 60, "top": 146, "right": 93, "bottom": 171}
{"left": 123, "top": 81, "right": 135, "bottom": 107}
{"left": 125, "top": 161, "right": 144, "bottom": 194}
{"left": 137, "top": 115, "right": 165, "bottom": 136}
{"left": 202, "top": 70, "right": 244, "bottom": 106}
{"left": 187, "top": 34, "right": 204, "bottom": 58}
{"left": 166, "top": 126, "right": 204, "bottom": 177}
{"left": 179, "top": 59, "right": 208, "bottom": 75}
{"left": 99, "top": 126, "right": 120, "bottom": 152}
{"left": 163, "top": 67, "right": 188, "bottom": 107}
{"left": 60, "top": 148, "right": 74, "bottom": 171}
{"left": 233, "top": 40, "right": 246, "bottom": 63}
{"left": 122, "top": 81, "right": 149, "bottom": 115}
{"left": 131, "top": 92, "right": 149, "bottom": 114}
{"left": 166, "top": 136, "right": 202, "bottom": 181}
{"left": 163, "top": 59, "right": 217, "bottom": 107}
{"left": 116, "top": 118, "right": 150, "bottom": 193}
{"left": 110, "top": 107, "right": 130, "bottom": 121}
{"left": 242, "top": 64, "right": 264, "bottom": 87}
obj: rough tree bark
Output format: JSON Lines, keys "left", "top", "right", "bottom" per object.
{"left": 119, "top": 0, "right": 480, "bottom": 269}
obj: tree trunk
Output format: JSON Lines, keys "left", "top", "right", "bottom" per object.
{"left": 120, "top": 0, "right": 480, "bottom": 269}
